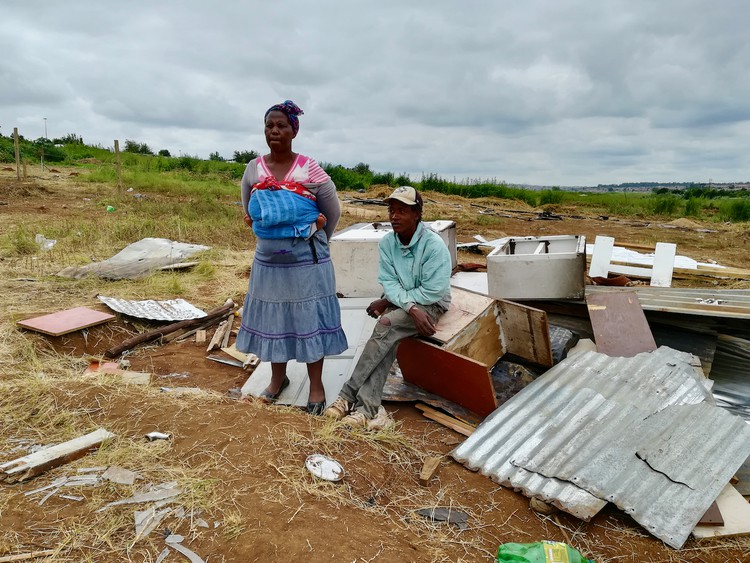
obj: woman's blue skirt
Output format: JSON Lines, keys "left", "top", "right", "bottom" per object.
{"left": 236, "top": 230, "right": 348, "bottom": 363}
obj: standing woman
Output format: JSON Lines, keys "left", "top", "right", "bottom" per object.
{"left": 237, "top": 100, "right": 347, "bottom": 415}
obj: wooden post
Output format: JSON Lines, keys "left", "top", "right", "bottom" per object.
{"left": 114, "top": 139, "right": 123, "bottom": 192}
{"left": 13, "top": 128, "right": 20, "bottom": 181}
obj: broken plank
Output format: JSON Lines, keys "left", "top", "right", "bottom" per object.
{"left": 398, "top": 340, "right": 497, "bottom": 417}
{"left": 105, "top": 301, "right": 235, "bottom": 358}
{"left": 0, "top": 549, "right": 57, "bottom": 562}
{"left": 195, "top": 329, "right": 207, "bottom": 344}
{"left": 419, "top": 456, "right": 443, "bottom": 486}
{"left": 697, "top": 500, "right": 724, "bottom": 526}
{"left": 415, "top": 404, "right": 475, "bottom": 436}
{"left": 693, "top": 483, "right": 750, "bottom": 540}
{"left": 1, "top": 428, "right": 115, "bottom": 483}
{"left": 17, "top": 307, "right": 115, "bottom": 336}
{"left": 496, "top": 299, "right": 553, "bottom": 367}
{"left": 206, "top": 319, "right": 229, "bottom": 352}
{"left": 220, "top": 343, "right": 247, "bottom": 363}
{"left": 586, "top": 291, "right": 657, "bottom": 357}
{"left": 221, "top": 316, "right": 234, "bottom": 348}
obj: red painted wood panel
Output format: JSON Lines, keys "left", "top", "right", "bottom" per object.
{"left": 397, "top": 338, "right": 498, "bottom": 418}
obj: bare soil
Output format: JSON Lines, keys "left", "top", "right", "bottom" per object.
{"left": 1, "top": 169, "right": 749, "bottom": 562}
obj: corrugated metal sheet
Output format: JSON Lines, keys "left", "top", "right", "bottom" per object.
{"left": 451, "top": 347, "right": 724, "bottom": 540}
{"left": 98, "top": 296, "right": 206, "bottom": 321}
{"left": 517, "top": 401, "right": 750, "bottom": 548}
{"left": 585, "top": 286, "right": 750, "bottom": 319}
{"left": 709, "top": 333, "right": 750, "bottom": 495}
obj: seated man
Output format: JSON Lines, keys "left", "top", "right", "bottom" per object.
{"left": 324, "top": 186, "right": 452, "bottom": 429}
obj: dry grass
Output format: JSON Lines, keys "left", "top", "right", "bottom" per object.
{"left": 1, "top": 171, "right": 749, "bottom": 561}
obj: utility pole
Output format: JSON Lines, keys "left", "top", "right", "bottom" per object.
{"left": 43, "top": 117, "right": 48, "bottom": 139}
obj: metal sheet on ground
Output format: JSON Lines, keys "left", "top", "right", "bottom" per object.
{"left": 586, "top": 291, "right": 657, "bottom": 357}
{"left": 98, "top": 296, "right": 206, "bottom": 321}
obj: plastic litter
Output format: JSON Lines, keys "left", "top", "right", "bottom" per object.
{"left": 305, "top": 454, "right": 344, "bottom": 482}
{"left": 496, "top": 541, "right": 594, "bottom": 563}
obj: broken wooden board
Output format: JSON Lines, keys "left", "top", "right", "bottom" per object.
{"left": 0, "top": 428, "right": 115, "bottom": 482}
{"left": 419, "top": 456, "right": 443, "bottom": 486}
{"left": 415, "top": 404, "right": 475, "bottom": 436}
{"left": 17, "top": 307, "right": 115, "bottom": 336}
{"left": 496, "top": 299, "right": 553, "bottom": 367}
{"left": 397, "top": 340, "right": 497, "bottom": 417}
{"left": 586, "top": 291, "right": 657, "bottom": 357}
{"left": 697, "top": 500, "right": 724, "bottom": 526}
{"left": 434, "top": 287, "right": 505, "bottom": 368}
{"left": 693, "top": 483, "right": 750, "bottom": 540}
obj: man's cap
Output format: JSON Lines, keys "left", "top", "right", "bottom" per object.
{"left": 385, "top": 186, "right": 422, "bottom": 207}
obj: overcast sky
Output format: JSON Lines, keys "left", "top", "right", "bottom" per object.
{"left": 2, "top": 1, "right": 749, "bottom": 186}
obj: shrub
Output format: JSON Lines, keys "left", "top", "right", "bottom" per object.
{"left": 719, "top": 199, "right": 750, "bottom": 222}
{"left": 684, "top": 198, "right": 703, "bottom": 218}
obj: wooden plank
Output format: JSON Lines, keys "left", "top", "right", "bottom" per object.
{"left": 221, "top": 316, "right": 234, "bottom": 348}
{"left": 17, "top": 307, "right": 115, "bottom": 336}
{"left": 195, "top": 329, "right": 207, "bottom": 344}
{"left": 432, "top": 287, "right": 496, "bottom": 343}
{"left": 415, "top": 403, "right": 475, "bottom": 436}
{"left": 588, "top": 235, "right": 615, "bottom": 278}
{"left": 397, "top": 340, "right": 497, "bottom": 417}
{"left": 496, "top": 300, "right": 553, "bottom": 367}
{"left": 442, "top": 305, "right": 504, "bottom": 368}
{"left": 586, "top": 291, "right": 657, "bottom": 357}
{"left": 0, "top": 549, "right": 57, "bottom": 562}
{"left": 651, "top": 242, "right": 676, "bottom": 287}
{"left": 419, "top": 456, "right": 443, "bottom": 486}
{"left": 0, "top": 428, "right": 115, "bottom": 483}
{"left": 697, "top": 501, "right": 724, "bottom": 526}
{"left": 206, "top": 319, "right": 229, "bottom": 352}
{"left": 693, "top": 483, "right": 750, "bottom": 540}
{"left": 220, "top": 343, "right": 247, "bottom": 363}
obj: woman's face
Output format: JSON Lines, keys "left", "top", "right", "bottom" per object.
{"left": 265, "top": 110, "right": 296, "bottom": 151}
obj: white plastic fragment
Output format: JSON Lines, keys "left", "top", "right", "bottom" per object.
{"left": 145, "top": 432, "right": 172, "bottom": 441}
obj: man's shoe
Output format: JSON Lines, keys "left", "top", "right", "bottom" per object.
{"left": 324, "top": 396, "right": 352, "bottom": 420}
{"left": 341, "top": 410, "right": 368, "bottom": 428}
{"left": 367, "top": 406, "right": 393, "bottom": 431}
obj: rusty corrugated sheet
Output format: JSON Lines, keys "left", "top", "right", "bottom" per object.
{"left": 451, "top": 347, "right": 718, "bottom": 531}
{"left": 98, "top": 296, "right": 206, "bottom": 321}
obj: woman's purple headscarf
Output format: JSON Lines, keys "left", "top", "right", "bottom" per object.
{"left": 264, "top": 100, "right": 304, "bottom": 134}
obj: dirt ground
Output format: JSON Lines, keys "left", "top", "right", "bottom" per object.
{"left": 1, "top": 169, "right": 749, "bottom": 562}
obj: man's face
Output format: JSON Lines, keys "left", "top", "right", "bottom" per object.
{"left": 388, "top": 200, "right": 420, "bottom": 237}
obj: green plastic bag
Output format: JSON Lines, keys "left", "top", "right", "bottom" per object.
{"left": 496, "top": 541, "right": 594, "bottom": 563}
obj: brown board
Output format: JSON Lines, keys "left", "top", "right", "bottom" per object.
{"left": 586, "top": 291, "right": 657, "bottom": 357}
{"left": 496, "top": 299, "right": 553, "bottom": 367}
{"left": 397, "top": 338, "right": 498, "bottom": 417}
{"left": 17, "top": 307, "right": 115, "bottom": 336}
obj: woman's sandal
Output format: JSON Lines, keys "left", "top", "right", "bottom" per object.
{"left": 259, "top": 376, "right": 290, "bottom": 404}
{"left": 306, "top": 400, "right": 327, "bottom": 416}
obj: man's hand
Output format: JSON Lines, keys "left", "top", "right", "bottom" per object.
{"left": 409, "top": 306, "right": 437, "bottom": 336}
{"left": 366, "top": 299, "right": 390, "bottom": 319}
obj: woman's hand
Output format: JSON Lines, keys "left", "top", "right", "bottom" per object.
{"left": 243, "top": 214, "right": 253, "bottom": 227}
